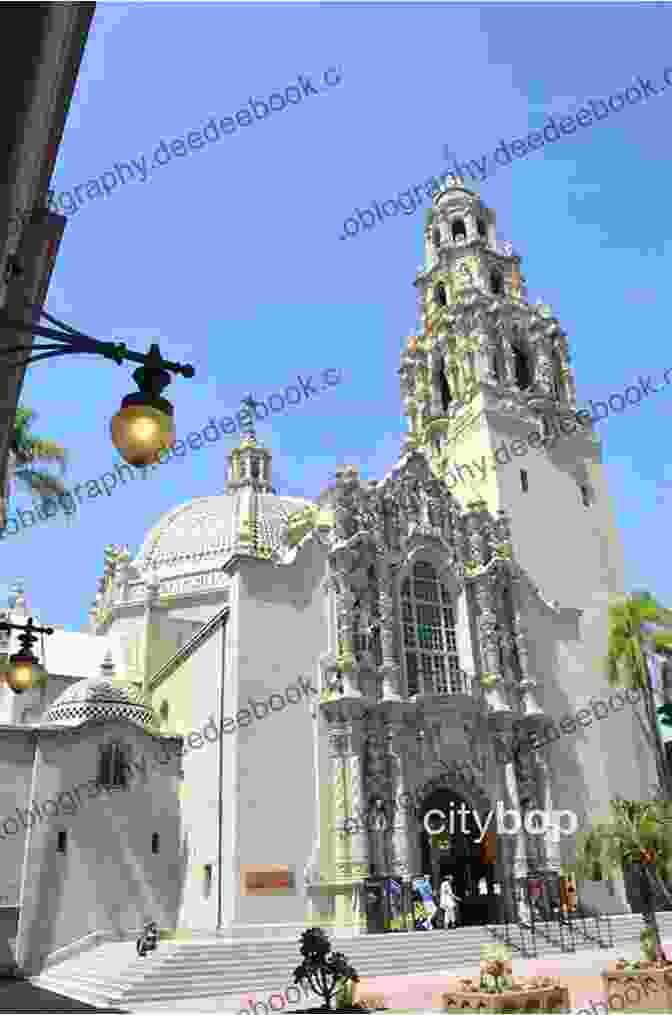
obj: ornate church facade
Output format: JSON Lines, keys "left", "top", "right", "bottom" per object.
{"left": 0, "top": 177, "right": 656, "bottom": 974}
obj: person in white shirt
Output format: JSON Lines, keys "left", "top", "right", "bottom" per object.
{"left": 440, "top": 876, "right": 461, "bottom": 928}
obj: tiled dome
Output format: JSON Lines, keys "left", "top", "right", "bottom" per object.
{"left": 43, "top": 677, "right": 156, "bottom": 730}
{"left": 135, "top": 492, "right": 312, "bottom": 572}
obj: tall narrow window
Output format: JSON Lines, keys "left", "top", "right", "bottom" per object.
{"left": 552, "top": 349, "right": 564, "bottom": 400}
{"left": 477, "top": 218, "right": 487, "bottom": 239}
{"left": 434, "top": 283, "right": 447, "bottom": 307}
{"left": 99, "top": 743, "right": 128, "bottom": 788}
{"left": 512, "top": 345, "right": 532, "bottom": 390}
{"left": 112, "top": 744, "right": 127, "bottom": 787}
{"left": 490, "top": 270, "right": 503, "bottom": 295}
{"left": 57, "top": 830, "right": 67, "bottom": 854}
{"left": 451, "top": 218, "right": 467, "bottom": 243}
{"left": 520, "top": 470, "right": 529, "bottom": 493}
{"left": 98, "top": 744, "right": 112, "bottom": 786}
{"left": 439, "top": 360, "right": 452, "bottom": 411}
{"left": 580, "top": 485, "right": 590, "bottom": 507}
{"left": 432, "top": 227, "right": 441, "bottom": 249}
{"left": 203, "top": 864, "right": 213, "bottom": 899}
{"left": 152, "top": 833, "right": 160, "bottom": 854}
{"left": 401, "top": 561, "right": 461, "bottom": 697}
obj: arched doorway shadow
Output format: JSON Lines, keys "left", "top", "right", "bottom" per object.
{"left": 417, "top": 786, "right": 502, "bottom": 927}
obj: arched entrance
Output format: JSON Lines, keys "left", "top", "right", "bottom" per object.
{"left": 418, "top": 787, "right": 501, "bottom": 926}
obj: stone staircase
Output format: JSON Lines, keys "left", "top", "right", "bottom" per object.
{"left": 31, "top": 912, "right": 672, "bottom": 1012}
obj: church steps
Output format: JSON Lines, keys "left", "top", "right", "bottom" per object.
{"left": 32, "top": 913, "right": 672, "bottom": 1010}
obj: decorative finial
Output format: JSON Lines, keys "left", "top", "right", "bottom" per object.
{"left": 100, "top": 648, "right": 115, "bottom": 679}
{"left": 239, "top": 394, "right": 257, "bottom": 442}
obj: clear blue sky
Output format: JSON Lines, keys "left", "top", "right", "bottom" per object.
{"left": 4, "top": 2, "right": 671, "bottom": 630}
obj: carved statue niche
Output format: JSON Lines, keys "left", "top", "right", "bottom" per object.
{"left": 513, "top": 737, "right": 539, "bottom": 812}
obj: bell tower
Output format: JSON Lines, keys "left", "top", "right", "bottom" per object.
{"left": 400, "top": 175, "right": 625, "bottom": 619}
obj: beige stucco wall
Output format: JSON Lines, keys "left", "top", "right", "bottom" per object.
{"left": 15, "top": 721, "right": 181, "bottom": 975}
{"left": 519, "top": 583, "right": 654, "bottom": 855}
{"left": 0, "top": 731, "right": 35, "bottom": 906}
{"left": 150, "top": 616, "right": 228, "bottom": 932}
{"left": 233, "top": 541, "right": 326, "bottom": 934}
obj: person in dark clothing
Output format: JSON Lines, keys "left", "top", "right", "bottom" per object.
{"left": 136, "top": 920, "right": 159, "bottom": 956}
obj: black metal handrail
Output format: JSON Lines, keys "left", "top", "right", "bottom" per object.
{"left": 529, "top": 906, "right": 574, "bottom": 953}
{"left": 562, "top": 902, "right": 613, "bottom": 949}
{"left": 487, "top": 913, "right": 537, "bottom": 958}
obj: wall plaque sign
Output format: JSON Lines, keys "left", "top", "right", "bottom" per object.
{"left": 161, "top": 573, "right": 229, "bottom": 597}
{"left": 241, "top": 866, "right": 294, "bottom": 896}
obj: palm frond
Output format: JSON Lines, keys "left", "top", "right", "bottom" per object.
{"left": 13, "top": 468, "right": 68, "bottom": 500}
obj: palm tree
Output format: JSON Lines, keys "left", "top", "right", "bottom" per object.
{"left": 574, "top": 798, "right": 672, "bottom": 962}
{"left": 606, "top": 592, "right": 672, "bottom": 799}
{"left": 5, "top": 406, "right": 70, "bottom": 516}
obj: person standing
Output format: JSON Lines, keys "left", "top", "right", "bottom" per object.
{"left": 136, "top": 920, "right": 159, "bottom": 956}
{"left": 440, "top": 875, "right": 461, "bottom": 928}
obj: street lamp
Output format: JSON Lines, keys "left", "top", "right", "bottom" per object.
{"left": 0, "top": 617, "right": 54, "bottom": 693}
{"left": 0, "top": 305, "right": 195, "bottom": 466}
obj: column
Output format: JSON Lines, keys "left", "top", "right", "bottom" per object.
{"left": 385, "top": 721, "right": 411, "bottom": 880}
{"left": 379, "top": 560, "right": 402, "bottom": 701}
{"left": 327, "top": 710, "right": 371, "bottom": 932}
{"left": 536, "top": 751, "right": 561, "bottom": 874}
{"left": 347, "top": 719, "right": 371, "bottom": 884}
{"left": 496, "top": 731, "right": 528, "bottom": 881}
{"left": 335, "top": 588, "right": 359, "bottom": 697}
{"left": 328, "top": 721, "right": 353, "bottom": 880}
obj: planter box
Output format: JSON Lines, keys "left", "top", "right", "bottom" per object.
{"left": 602, "top": 964, "right": 672, "bottom": 1013}
{"left": 442, "top": 985, "right": 569, "bottom": 1012}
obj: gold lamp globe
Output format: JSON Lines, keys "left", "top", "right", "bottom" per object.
{"left": 110, "top": 348, "right": 178, "bottom": 467}
{"left": 5, "top": 649, "right": 42, "bottom": 693}
{"left": 110, "top": 401, "right": 176, "bottom": 467}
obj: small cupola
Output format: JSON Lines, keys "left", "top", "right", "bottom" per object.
{"left": 225, "top": 396, "right": 274, "bottom": 493}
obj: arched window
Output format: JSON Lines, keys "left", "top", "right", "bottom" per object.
{"left": 451, "top": 218, "right": 467, "bottom": 243}
{"left": 490, "top": 270, "right": 504, "bottom": 295}
{"left": 477, "top": 218, "right": 487, "bottom": 239}
{"left": 439, "top": 359, "right": 452, "bottom": 411}
{"left": 434, "top": 283, "right": 447, "bottom": 307}
{"left": 99, "top": 742, "right": 128, "bottom": 788}
{"left": 512, "top": 344, "right": 532, "bottom": 390}
{"left": 401, "top": 561, "right": 462, "bottom": 697}
{"left": 203, "top": 864, "right": 213, "bottom": 899}
{"left": 432, "top": 227, "right": 441, "bottom": 249}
